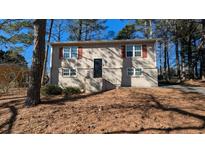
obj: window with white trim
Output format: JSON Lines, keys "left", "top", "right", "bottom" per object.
{"left": 135, "top": 68, "right": 142, "bottom": 75}
{"left": 127, "top": 68, "right": 143, "bottom": 76}
{"left": 127, "top": 68, "right": 134, "bottom": 76}
{"left": 63, "top": 46, "right": 78, "bottom": 59}
{"left": 62, "top": 68, "right": 77, "bottom": 77}
{"left": 126, "top": 45, "right": 142, "bottom": 57}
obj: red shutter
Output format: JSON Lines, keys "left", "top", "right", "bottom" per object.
{"left": 59, "top": 47, "right": 63, "bottom": 59}
{"left": 78, "top": 47, "right": 83, "bottom": 59}
{"left": 142, "top": 45, "right": 147, "bottom": 58}
{"left": 121, "top": 45, "right": 126, "bottom": 58}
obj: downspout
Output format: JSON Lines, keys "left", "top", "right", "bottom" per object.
{"left": 49, "top": 46, "right": 53, "bottom": 84}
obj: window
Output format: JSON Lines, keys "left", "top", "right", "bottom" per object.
{"left": 127, "top": 68, "right": 134, "bottom": 76}
{"left": 127, "top": 68, "right": 143, "bottom": 76}
{"left": 63, "top": 48, "right": 70, "bottom": 59}
{"left": 71, "top": 47, "right": 77, "bottom": 58}
{"left": 135, "top": 68, "right": 142, "bottom": 75}
{"left": 62, "top": 68, "right": 77, "bottom": 77}
{"left": 126, "top": 45, "right": 142, "bottom": 57}
{"left": 70, "top": 69, "right": 76, "bottom": 76}
{"left": 134, "top": 45, "right": 142, "bottom": 57}
{"left": 126, "top": 45, "right": 133, "bottom": 57}
{"left": 63, "top": 69, "right": 70, "bottom": 76}
{"left": 63, "top": 47, "right": 78, "bottom": 59}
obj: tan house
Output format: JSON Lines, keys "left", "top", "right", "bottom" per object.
{"left": 50, "top": 39, "right": 158, "bottom": 93}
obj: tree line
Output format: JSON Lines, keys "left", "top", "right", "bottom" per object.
{"left": 115, "top": 19, "right": 205, "bottom": 81}
{"left": 0, "top": 19, "right": 109, "bottom": 106}
{"left": 0, "top": 19, "right": 205, "bottom": 106}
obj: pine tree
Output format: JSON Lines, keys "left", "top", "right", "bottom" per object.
{"left": 115, "top": 24, "right": 136, "bottom": 40}
{"left": 201, "top": 19, "right": 205, "bottom": 80}
{"left": 135, "top": 19, "right": 154, "bottom": 39}
{"left": 25, "top": 19, "right": 46, "bottom": 107}
{"left": 0, "top": 19, "right": 33, "bottom": 52}
{"left": 41, "top": 19, "right": 54, "bottom": 85}
{"left": 68, "top": 19, "right": 107, "bottom": 41}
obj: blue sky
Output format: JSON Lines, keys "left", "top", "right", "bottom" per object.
{"left": 106, "top": 19, "right": 128, "bottom": 34}
{"left": 22, "top": 19, "right": 129, "bottom": 67}
{"left": 13, "top": 19, "right": 176, "bottom": 71}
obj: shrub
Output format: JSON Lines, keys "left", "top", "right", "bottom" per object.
{"left": 41, "top": 84, "right": 62, "bottom": 95}
{"left": 63, "top": 87, "right": 81, "bottom": 96}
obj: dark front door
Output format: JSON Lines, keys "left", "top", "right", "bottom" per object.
{"left": 94, "top": 59, "right": 102, "bottom": 78}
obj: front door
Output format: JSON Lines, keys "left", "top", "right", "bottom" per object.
{"left": 93, "top": 59, "right": 102, "bottom": 78}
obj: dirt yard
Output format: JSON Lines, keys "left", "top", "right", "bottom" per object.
{"left": 1, "top": 87, "right": 205, "bottom": 134}
{"left": 182, "top": 80, "right": 205, "bottom": 87}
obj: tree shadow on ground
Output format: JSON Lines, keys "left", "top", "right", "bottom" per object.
{"left": 39, "top": 90, "right": 108, "bottom": 106}
{"left": 0, "top": 106, "right": 18, "bottom": 134}
{"left": 1, "top": 87, "right": 205, "bottom": 134}
{"left": 0, "top": 90, "right": 108, "bottom": 108}
{"left": 0, "top": 99, "right": 24, "bottom": 109}
{"left": 0, "top": 97, "right": 25, "bottom": 134}
{"left": 105, "top": 95, "right": 205, "bottom": 134}
{"left": 0, "top": 90, "right": 108, "bottom": 133}
{"left": 0, "top": 96, "right": 25, "bottom": 101}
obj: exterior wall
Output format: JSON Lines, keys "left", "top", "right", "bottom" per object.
{"left": 121, "top": 43, "right": 157, "bottom": 87}
{"left": 50, "top": 42, "right": 158, "bottom": 93}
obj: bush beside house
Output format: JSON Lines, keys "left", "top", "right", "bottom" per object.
{"left": 41, "top": 84, "right": 81, "bottom": 96}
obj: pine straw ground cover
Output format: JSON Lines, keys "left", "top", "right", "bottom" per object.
{"left": 1, "top": 87, "right": 205, "bottom": 134}
{"left": 182, "top": 80, "right": 205, "bottom": 87}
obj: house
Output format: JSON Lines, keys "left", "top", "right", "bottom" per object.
{"left": 50, "top": 39, "right": 158, "bottom": 93}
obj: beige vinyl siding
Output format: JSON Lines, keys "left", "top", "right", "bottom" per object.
{"left": 50, "top": 42, "right": 158, "bottom": 93}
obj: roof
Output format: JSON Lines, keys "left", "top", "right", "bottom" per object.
{"left": 50, "top": 39, "right": 158, "bottom": 46}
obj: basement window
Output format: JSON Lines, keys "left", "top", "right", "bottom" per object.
{"left": 135, "top": 68, "right": 142, "bottom": 75}
{"left": 127, "top": 68, "right": 143, "bottom": 76}
{"left": 127, "top": 68, "right": 134, "bottom": 76}
{"left": 62, "top": 68, "right": 77, "bottom": 77}
{"left": 126, "top": 45, "right": 142, "bottom": 57}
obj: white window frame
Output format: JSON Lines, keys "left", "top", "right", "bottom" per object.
{"left": 63, "top": 46, "right": 78, "bottom": 59}
{"left": 62, "top": 68, "right": 77, "bottom": 77}
{"left": 135, "top": 68, "right": 143, "bottom": 76}
{"left": 127, "top": 67, "right": 134, "bottom": 76}
{"left": 127, "top": 67, "right": 143, "bottom": 77}
{"left": 125, "top": 44, "right": 142, "bottom": 58}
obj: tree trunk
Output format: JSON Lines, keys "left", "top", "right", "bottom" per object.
{"left": 175, "top": 39, "right": 180, "bottom": 79}
{"left": 167, "top": 47, "right": 171, "bottom": 81}
{"left": 164, "top": 40, "right": 168, "bottom": 81}
{"left": 200, "top": 54, "right": 203, "bottom": 78}
{"left": 149, "top": 20, "right": 152, "bottom": 39}
{"left": 25, "top": 19, "right": 46, "bottom": 107}
{"left": 41, "top": 19, "right": 53, "bottom": 85}
{"left": 159, "top": 43, "right": 162, "bottom": 75}
{"left": 202, "top": 19, "right": 205, "bottom": 80}
{"left": 180, "top": 41, "right": 185, "bottom": 80}
{"left": 188, "top": 36, "right": 194, "bottom": 79}
{"left": 78, "top": 20, "right": 82, "bottom": 41}
{"left": 85, "top": 20, "right": 89, "bottom": 41}
{"left": 195, "top": 62, "right": 198, "bottom": 79}
{"left": 57, "top": 21, "right": 62, "bottom": 41}
{"left": 193, "top": 39, "right": 198, "bottom": 79}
